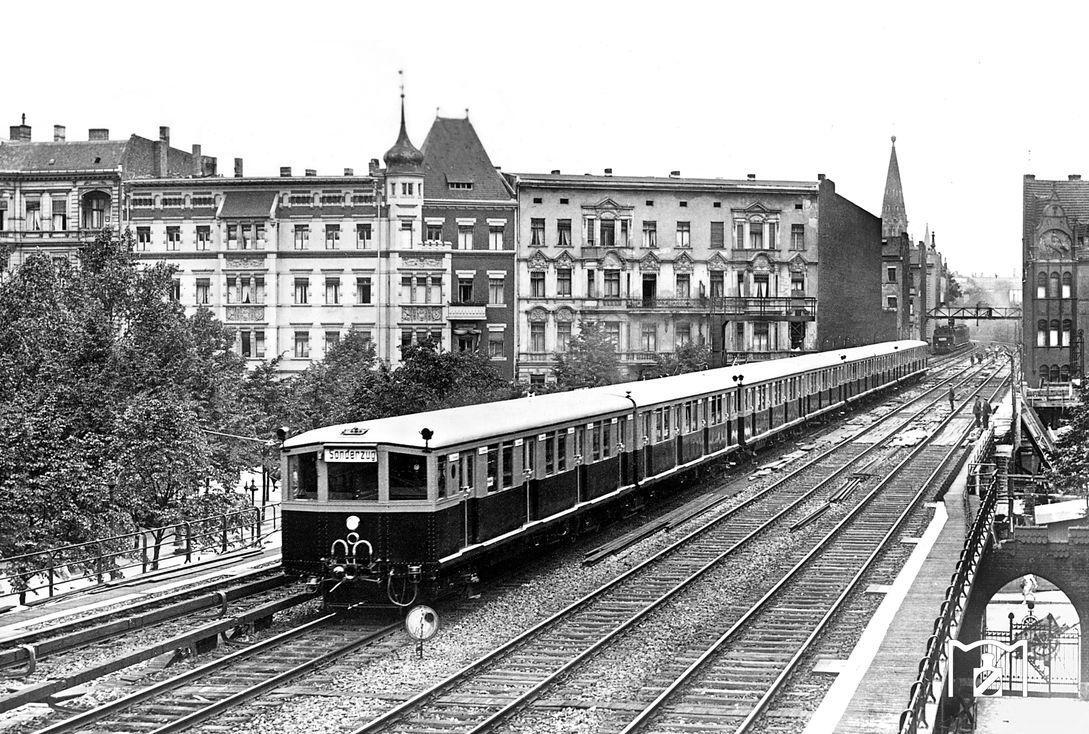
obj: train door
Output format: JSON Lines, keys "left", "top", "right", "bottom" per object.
{"left": 575, "top": 426, "right": 586, "bottom": 503}
{"left": 462, "top": 451, "right": 479, "bottom": 546}
{"left": 642, "top": 413, "right": 652, "bottom": 478}
{"left": 675, "top": 404, "right": 685, "bottom": 466}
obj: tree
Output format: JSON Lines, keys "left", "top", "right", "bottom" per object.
{"left": 946, "top": 275, "right": 963, "bottom": 303}
{"left": 287, "top": 331, "right": 379, "bottom": 430}
{"left": 650, "top": 342, "right": 711, "bottom": 377}
{"left": 552, "top": 322, "right": 622, "bottom": 390}
{"left": 1045, "top": 382, "right": 1089, "bottom": 497}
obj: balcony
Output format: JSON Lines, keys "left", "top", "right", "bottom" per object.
{"left": 722, "top": 349, "right": 815, "bottom": 364}
{"left": 711, "top": 296, "right": 816, "bottom": 320}
{"left": 448, "top": 301, "right": 487, "bottom": 320}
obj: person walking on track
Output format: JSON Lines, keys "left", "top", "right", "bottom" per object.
{"left": 981, "top": 400, "right": 992, "bottom": 429}
{"left": 948, "top": 386, "right": 955, "bottom": 412}
{"left": 973, "top": 396, "right": 982, "bottom": 427}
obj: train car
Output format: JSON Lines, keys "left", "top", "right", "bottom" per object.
{"left": 932, "top": 323, "right": 970, "bottom": 354}
{"left": 281, "top": 340, "right": 928, "bottom": 609}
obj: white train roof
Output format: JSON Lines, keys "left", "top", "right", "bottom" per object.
{"left": 284, "top": 340, "right": 926, "bottom": 452}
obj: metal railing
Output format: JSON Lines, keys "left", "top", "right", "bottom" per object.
{"left": 899, "top": 431, "right": 998, "bottom": 734}
{"left": 0, "top": 504, "right": 281, "bottom": 607}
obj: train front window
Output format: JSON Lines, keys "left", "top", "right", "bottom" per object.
{"left": 287, "top": 453, "right": 317, "bottom": 500}
{"left": 327, "top": 462, "right": 379, "bottom": 501}
{"left": 388, "top": 452, "right": 428, "bottom": 500}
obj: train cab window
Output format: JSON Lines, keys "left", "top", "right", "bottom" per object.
{"left": 437, "top": 456, "right": 459, "bottom": 499}
{"left": 287, "top": 452, "right": 318, "bottom": 500}
{"left": 327, "top": 461, "right": 379, "bottom": 501}
{"left": 388, "top": 453, "right": 428, "bottom": 500}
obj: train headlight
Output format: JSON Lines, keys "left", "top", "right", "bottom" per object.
{"left": 346, "top": 515, "right": 361, "bottom": 531}
{"left": 332, "top": 564, "right": 346, "bottom": 580}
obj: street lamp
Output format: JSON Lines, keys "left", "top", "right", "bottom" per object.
{"left": 246, "top": 478, "right": 259, "bottom": 507}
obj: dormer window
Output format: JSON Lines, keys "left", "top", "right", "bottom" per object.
{"left": 448, "top": 181, "right": 473, "bottom": 191}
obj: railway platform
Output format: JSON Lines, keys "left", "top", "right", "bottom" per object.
{"left": 803, "top": 395, "right": 1013, "bottom": 734}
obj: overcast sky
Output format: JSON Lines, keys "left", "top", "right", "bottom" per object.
{"left": 9, "top": 1, "right": 1088, "bottom": 277}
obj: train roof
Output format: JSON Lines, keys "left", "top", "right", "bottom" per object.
{"left": 284, "top": 340, "right": 926, "bottom": 452}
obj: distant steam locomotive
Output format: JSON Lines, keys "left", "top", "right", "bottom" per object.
{"left": 932, "top": 323, "right": 970, "bottom": 354}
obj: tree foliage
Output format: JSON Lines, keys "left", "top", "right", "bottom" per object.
{"left": 1045, "top": 382, "right": 1089, "bottom": 495}
{"left": 650, "top": 342, "right": 711, "bottom": 378}
{"left": 551, "top": 322, "right": 622, "bottom": 390}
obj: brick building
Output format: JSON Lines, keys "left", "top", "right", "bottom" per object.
{"left": 505, "top": 170, "right": 884, "bottom": 384}
{"left": 1021, "top": 175, "right": 1083, "bottom": 384}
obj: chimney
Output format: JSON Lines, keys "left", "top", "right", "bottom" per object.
{"left": 53, "top": 125, "right": 66, "bottom": 142}
{"left": 159, "top": 126, "right": 170, "bottom": 146}
{"left": 305, "top": 168, "right": 317, "bottom": 177}
{"left": 1070, "top": 174, "right": 1082, "bottom": 181}
{"left": 234, "top": 157, "right": 244, "bottom": 178}
{"left": 89, "top": 128, "right": 109, "bottom": 141}
{"left": 1024, "top": 174, "right": 1036, "bottom": 180}
{"left": 604, "top": 168, "right": 613, "bottom": 176}
{"left": 550, "top": 169, "right": 561, "bottom": 175}
{"left": 191, "top": 144, "right": 202, "bottom": 176}
{"left": 280, "top": 166, "right": 292, "bottom": 177}
{"left": 746, "top": 173, "right": 756, "bottom": 180}
{"left": 369, "top": 158, "right": 381, "bottom": 176}
{"left": 817, "top": 173, "right": 826, "bottom": 181}
{"left": 669, "top": 170, "right": 681, "bottom": 178}
{"left": 343, "top": 167, "right": 354, "bottom": 176}
{"left": 9, "top": 114, "right": 31, "bottom": 141}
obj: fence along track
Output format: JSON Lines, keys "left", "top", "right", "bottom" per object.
{"left": 346, "top": 358, "right": 991, "bottom": 734}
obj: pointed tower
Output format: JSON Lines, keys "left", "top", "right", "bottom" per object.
{"left": 384, "top": 74, "right": 424, "bottom": 248}
{"left": 881, "top": 136, "right": 908, "bottom": 238}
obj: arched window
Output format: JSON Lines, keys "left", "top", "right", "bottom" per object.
{"left": 1062, "top": 319, "right": 1072, "bottom": 347}
{"left": 1039, "top": 364, "right": 1050, "bottom": 385}
{"left": 1037, "top": 272, "right": 1047, "bottom": 299}
{"left": 1060, "top": 364, "right": 1071, "bottom": 382}
{"left": 1062, "top": 272, "right": 1073, "bottom": 299}
{"left": 1050, "top": 272, "right": 1061, "bottom": 299}
{"left": 1037, "top": 319, "right": 1048, "bottom": 347}
{"left": 1050, "top": 319, "right": 1060, "bottom": 346}
{"left": 1050, "top": 365, "right": 1061, "bottom": 382}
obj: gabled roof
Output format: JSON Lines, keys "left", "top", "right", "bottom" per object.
{"left": 0, "top": 139, "right": 129, "bottom": 172}
{"left": 1024, "top": 177, "right": 1089, "bottom": 224}
{"left": 421, "top": 117, "right": 515, "bottom": 202}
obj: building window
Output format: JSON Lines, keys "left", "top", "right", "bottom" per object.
{"left": 753, "top": 322, "right": 770, "bottom": 351}
{"left": 530, "top": 322, "right": 545, "bottom": 352}
{"left": 254, "top": 222, "right": 266, "bottom": 248}
{"left": 735, "top": 221, "right": 745, "bottom": 249}
{"left": 170, "top": 279, "right": 181, "bottom": 301}
{"left": 191, "top": 194, "right": 215, "bottom": 208}
{"left": 239, "top": 330, "right": 266, "bottom": 359}
{"left": 557, "top": 321, "right": 571, "bottom": 351}
{"left": 750, "top": 222, "right": 764, "bottom": 250}
{"left": 1050, "top": 319, "right": 1060, "bottom": 346}
{"left": 320, "top": 192, "right": 343, "bottom": 206}
{"left": 52, "top": 197, "right": 67, "bottom": 230}
{"left": 531, "top": 218, "right": 545, "bottom": 246}
{"left": 584, "top": 217, "right": 596, "bottom": 245}
{"left": 356, "top": 276, "right": 372, "bottom": 304}
{"left": 791, "top": 224, "right": 805, "bottom": 250}
{"left": 239, "top": 223, "right": 252, "bottom": 249}
{"left": 1062, "top": 271, "right": 1073, "bottom": 299}
{"left": 458, "top": 276, "right": 474, "bottom": 303}
{"left": 735, "top": 322, "right": 745, "bottom": 350}
{"left": 710, "top": 271, "right": 724, "bottom": 298}
{"left": 448, "top": 181, "right": 473, "bottom": 191}
{"left": 1037, "top": 319, "right": 1047, "bottom": 347}
{"left": 640, "top": 323, "right": 657, "bottom": 352}
{"left": 604, "top": 270, "right": 621, "bottom": 298}
{"left": 791, "top": 274, "right": 805, "bottom": 295}
{"left": 294, "top": 278, "right": 309, "bottom": 304}
{"left": 557, "top": 268, "right": 572, "bottom": 296}
{"left": 888, "top": 295, "right": 898, "bottom": 310}
{"left": 600, "top": 219, "right": 615, "bottom": 247}
{"left": 488, "top": 331, "right": 504, "bottom": 358}
{"left": 754, "top": 274, "right": 770, "bottom": 298}
{"left": 196, "top": 225, "right": 211, "bottom": 251}
{"left": 26, "top": 200, "right": 41, "bottom": 231}
{"left": 326, "top": 331, "right": 341, "bottom": 351}
{"left": 1036, "top": 272, "right": 1046, "bottom": 299}
{"left": 530, "top": 271, "right": 545, "bottom": 298}
{"left": 489, "top": 277, "right": 504, "bottom": 304}
{"left": 643, "top": 220, "right": 657, "bottom": 248}
{"left": 677, "top": 323, "right": 691, "bottom": 347}
{"left": 532, "top": 197, "right": 543, "bottom": 204}
{"left": 676, "top": 221, "right": 691, "bottom": 248}
{"left": 356, "top": 223, "right": 372, "bottom": 248}
{"left": 195, "top": 278, "right": 210, "bottom": 305}
{"left": 587, "top": 269, "right": 597, "bottom": 298}
{"left": 294, "top": 224, "right": 309, "bottom": 249}
{"left": 399, "top": 220, "right": 413, "bottom": 248}
{"left": 887, "top": 266, "right": 897, "bottom": 283}
{"left": 458, "top": 225, "right": 473, "bottom": 250}
{"left": 605, "top": 321, "right": 621, "bottom": 345}
{"left": 136, "top": 227, "right": 151, "bottom": 250}
{"left": 401, "top": 182, "right": 414, "bottom": 196}
{"left": 620, "top": 219, "right": 630, "bottom": 246}
{"left": 226, "top": 275, "right": 264, "bottom": 304}
{"left": 325, "top": 277, "right": 340, "bottom": 305}
{"left": 557, "top": 219, "right": 572, "bottom": 247}
{"left": 676, "top": 273, "right": 691, "bottom": 299}
{"left": 426, "top": 223, "right": 443, "bottom": 242}
{"left": 226, "top": 224, "right": 238, "bottom": 249}
{"left": 294, "top": 331, "right": 310, "bottom": 359}
{"left": 325, "top": 224, "right": 340, "bottom": 249}
{"left": 1050, "top": 272, "right": 1060, "bottom": 299}
{"left": 768, "top": 222, "right": 778, "bottom": 248}
{"left": 710, "top": 221, "right": 724, "bottom": 249}
{"left": 790, "top": 322, "right": 806, "bottom": 350}
{"left": 489, "top": 225, "right": 504, "bottom": 250}
{"left": 166, "top": 226, "right": 181, "bottom": 251}
{"left": 1063, "top": 319, "right": 1072, "bottom": 347}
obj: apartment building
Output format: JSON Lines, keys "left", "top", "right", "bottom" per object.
{"left": 506, "top": 170, "right": 883, "bottom": 383}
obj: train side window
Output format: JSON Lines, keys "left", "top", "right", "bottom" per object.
{"left": 461, "top": 453, "right": 475, "bottom": 491}
{"left": 591, "top": 423, "right": 602, "bottom": 461}
{"left": 663, "top": 406, "right": 672, "bottom": 437}
{"left": 523, "top": 439, "right": 536, "bottom": 478}
{"left": 486, "top": 445, "right": 499, "bottom": 491}
{"left": 501, "top": 442, "right": 514, "bottom": 488}
{"left": 388, "top": 452, "right": 428, "bottom": 500}
{"left": 545, "top": 433, "right": 555, "bottom": 475}
{"left": 287, "top": 452, "right": 318, "bottom": 500}
{"left": 327, "top": 461, "right": 379, "bottom": 501}
{"left": 558, "top": 430, "right": 569, "bottom": 471}
{"left": 654, "top": 410, "right": 663, "bottom": 442}
{"left": 644, "top": 413, "right": 652, "bottom": 444}
{"left": 603, "top": 421, "right": 613, "bottom": 458}
{"left": 575, "top": 426, "right": 585, "bottom": 463}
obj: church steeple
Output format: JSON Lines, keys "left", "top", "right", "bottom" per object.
{"left": 881, "top": 136, "right": 908, "bottom": 238}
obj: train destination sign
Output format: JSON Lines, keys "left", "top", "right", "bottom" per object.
{"left": 324, "top": 447, "right": 377, "bottom": 463}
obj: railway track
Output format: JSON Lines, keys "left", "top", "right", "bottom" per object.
{"left": 29, "top": 612, "right": 399, "bottom": 734}
{"left": 342, "top": 358, "right": 1002, "bottom": 734}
